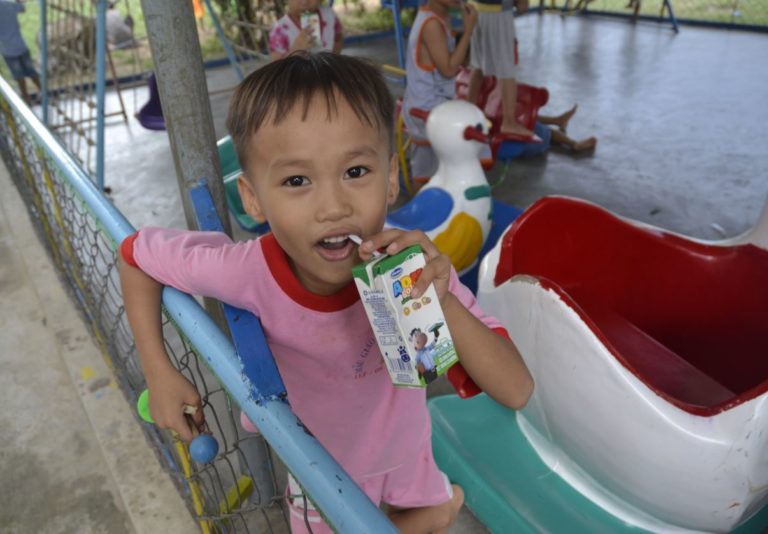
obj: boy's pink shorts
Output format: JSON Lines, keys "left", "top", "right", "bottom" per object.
{"left": 286, "top": 438, "right": 453, "bottom": 534}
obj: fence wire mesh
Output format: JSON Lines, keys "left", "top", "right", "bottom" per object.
{"left": 208, "top": 0, "right": 284, "bottom": 67}
{"left": 0, "top": 87, "right": 291, "bottom": 533}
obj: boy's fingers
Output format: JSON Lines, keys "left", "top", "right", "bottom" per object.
{"left": 412, "top": 254, "right": 451, "bottom": 297}
{"left": 189, "top": 405, "right": 205, "bottom": 428}
{"left": 164, "top": 412, "right": 194, "bottom": 442}
{"left": 359, "top": 228, "right": 405, "bottom": 256}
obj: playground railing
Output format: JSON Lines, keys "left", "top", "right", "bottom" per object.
{"left": 0, "top": 74, "right": 396, "bottom": 533}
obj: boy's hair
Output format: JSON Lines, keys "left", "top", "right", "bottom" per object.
{"left": 227, "top": 51, "right": 395, "bottom": 172}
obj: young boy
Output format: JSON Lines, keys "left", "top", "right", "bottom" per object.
{"left": 402, "top": 0, "right": 478, "bottom": 183}
{"left": 119, "top": 52, "right": 533, "bottom": 534}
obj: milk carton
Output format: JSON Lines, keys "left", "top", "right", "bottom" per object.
{"left": 300, "top": 11, "right": 321, "bottom": 48}
{"left": 353, "top": 245, "right": 459, "bottom": 387}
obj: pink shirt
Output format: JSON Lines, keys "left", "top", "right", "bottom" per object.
{"left": 269, "top": 7, "right": 342, "bottom": 56}
{"left": 124, "top": 229, "right": 503, "bottom": 480}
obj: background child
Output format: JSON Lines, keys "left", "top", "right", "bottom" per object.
{"left": 268, "top": 0, "right": 343, "bottom": 60}
{"left": 119, "top": 52, "right": 532, "bottom": 534}
{"left": 466, "top": 0, "right": 532, "bottom": 138}
{"left": 402, "top": 0, "right": 477, "bottom": 182}
{"left": 0, "top": 0, "right": 41, "bottom": 104}
{"left": 525, "top": 105, "right": 598, "bottom": 155}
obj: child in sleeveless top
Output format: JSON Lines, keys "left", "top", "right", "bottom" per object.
{"left": 402, "top": 0, "right": 478, "bottom": 183}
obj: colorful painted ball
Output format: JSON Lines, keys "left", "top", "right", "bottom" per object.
{"left": 137, "top": 389, "right": 154, "bottom": 424}
{"left": 190, "top": 434, "right": 219, "bottom": 464}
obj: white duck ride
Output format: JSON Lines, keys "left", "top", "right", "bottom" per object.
{"left": 387, "top": 99, "right": 493, "bottom": 273}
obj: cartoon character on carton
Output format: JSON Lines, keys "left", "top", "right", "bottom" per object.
{"left": 409, "top": 322, "right": 447, "bottom": 383}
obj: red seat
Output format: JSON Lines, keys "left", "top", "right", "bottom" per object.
{"left": 494, "top": 197, "right": 768, "bottom": 415}
{"left": 455, "top": 68, "right": 549, "bottom": 135}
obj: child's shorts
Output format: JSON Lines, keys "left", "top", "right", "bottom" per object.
{"left": 3, "top": 51, "right": 38, "bottom": 81}
{"left": 470, "top": 7, "right": 519, "bottom": 79}
{"left": 287, "top": 440, "right": 453, "bottom": 534}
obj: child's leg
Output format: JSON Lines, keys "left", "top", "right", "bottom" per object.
{"left": 17, "top": 77, "right": 30, "bottom": 103}
{"left": 467, "top": 68, "right": 484, "bottom": 106}
{"left": 500, "top": 78, "right": 533, "bottom": 137}
{"left": 387, "top": 484, "right": 465, "bottom": 534}
{"left": 538, "top": 104, "right": 578, "bottom": 132}
{"left": 550, "top": 128, "right": 597, "bottom": 152}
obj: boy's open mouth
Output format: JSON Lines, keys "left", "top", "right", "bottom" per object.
{"left": 314, "top": 234, "right": 355, "bottom": 261}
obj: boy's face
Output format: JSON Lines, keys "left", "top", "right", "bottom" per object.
{"left": 411, "top": 331, "right": 428, "bottom": 350}
{"left": 238, "top": 92, "right": 399, "bottom": 296}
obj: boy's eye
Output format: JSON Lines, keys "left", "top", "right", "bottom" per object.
{"left": 283, "top": 175, "right": 309, "bottom": 187}
{"left": 345, "top": 166, "right": 370, "bottom": 179}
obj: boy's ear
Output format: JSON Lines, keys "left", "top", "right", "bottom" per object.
{"left": 387, "top": 153, "right": 400, "bottom": 206}
{"left": 237, "top": 174, "right": 267, "bottom": 224}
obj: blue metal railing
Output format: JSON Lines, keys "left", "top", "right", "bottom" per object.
{"left": 0, "top": 74, "right": 396, "bottom": 533}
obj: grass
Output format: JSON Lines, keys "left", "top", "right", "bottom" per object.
{"left": 568, "top": 0, "right": 767, "bottom": 26}
{"left": 339, "top": 5, "right": 417, "bottom": 34}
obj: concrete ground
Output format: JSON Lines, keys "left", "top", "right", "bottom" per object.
{"left": 2, "top": 12, "right": 767, "bottom": 534}
{"left": 0, "top": 161, "right": 195, "bottom": 533}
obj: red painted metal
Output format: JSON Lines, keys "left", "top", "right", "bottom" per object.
{"left": 494, "top": 196, "right": 768, "bottom": 415}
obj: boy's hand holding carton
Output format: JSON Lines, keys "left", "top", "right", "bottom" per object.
{"left": 353, "top": 231, "right": 459, "bottom": 387}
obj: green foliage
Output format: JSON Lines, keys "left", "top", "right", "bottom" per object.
{"left": 341, "top": 6, "right": 416, "bottom": 33}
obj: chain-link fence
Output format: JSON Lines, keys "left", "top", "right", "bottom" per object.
{"left": 0, "top": 76, "right": 289, "bottom": 533}
{"left": 204, "top": 0, "right": 284, "bottom": 79}
{"left": 0, "top": 73, "right": 395, "bottom": 533}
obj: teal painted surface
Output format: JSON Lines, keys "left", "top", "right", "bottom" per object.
{"left": 430, "top": 393, "right": 764, "bottom": 533}
{"left": 223, "top": 171, "right": 260, "bottom": 231}
{"left": 217, "top": 136, "right": 241, "bottom": 177}
{"left": 216, "top": 136, "right": 268, "bottom": 232}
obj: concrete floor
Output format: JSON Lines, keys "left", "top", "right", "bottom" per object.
{"left": 0, "top": 161, "right": 195, "bottom": 533}
{"left": 3, "top": 12, "right": 767, "bottom": 533}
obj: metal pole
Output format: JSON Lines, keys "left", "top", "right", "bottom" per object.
{"left": 39, "top": 0, "right": 48, "bottom": 125}
{"left": 140, "top": 0, "right": 232, "bottom": 236}
{"left": 96, "top": 0, "right": 106, "bottom": 190}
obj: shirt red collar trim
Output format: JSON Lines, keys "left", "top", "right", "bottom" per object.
{"left": 261, "top": 233, "right": 360, "bottom": 312}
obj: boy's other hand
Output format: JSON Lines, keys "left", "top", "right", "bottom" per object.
{"left": 359, "top": 229, "right": 451, "bottom": 303}
{"left": 147, "top": 366, "right": 204, "bottom": 442}
{"left": 291, "top": 26, "right": 315, "bottom": 52}
{"left": 462, "top": 3, "right": 478, "bottom": 32}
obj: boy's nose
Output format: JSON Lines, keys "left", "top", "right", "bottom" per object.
{"left": 315, "top": 184, "right": 353, "bottom": 222}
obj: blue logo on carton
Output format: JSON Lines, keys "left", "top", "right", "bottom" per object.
{"left": 398, "top": 345, "right": 410, "bottom": 362}
{"left": 391, "top": 267, "right": 403, "bottom": 278}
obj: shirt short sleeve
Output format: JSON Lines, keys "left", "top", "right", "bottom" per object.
{"left": 121, "top": 227, "right": 265, "bottom": 312}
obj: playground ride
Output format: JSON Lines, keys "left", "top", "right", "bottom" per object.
{"left": 387, "top": 99, "right": 493, "bottom": 273}
{"left": 398, "top": 68, "right": 548, "bottom": 195}
{"left": 137, "top": 389, "right": 220, "bottom": 464}
{"left": 431, "top": 195, "right": 768, "bottom": 532}
{"left": 136, "top": 73, "right": 165, "bottom": 131}
{"left": 455, "top": 68, "right": 549, "bottom": 161}
{"left": 216, "top": 136, "right": 269, "bottom": 233}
